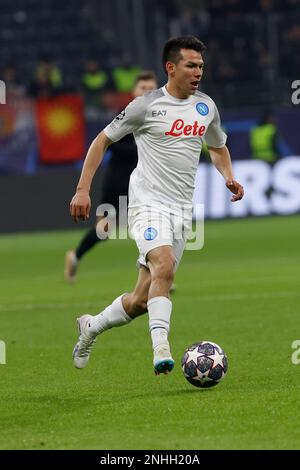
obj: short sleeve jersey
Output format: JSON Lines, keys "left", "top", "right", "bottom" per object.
{"left": 104, "top": 85, "right": 226, "bottom": 209}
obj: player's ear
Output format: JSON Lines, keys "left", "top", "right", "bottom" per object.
{"left": 166, "top": 61, "right": 176, "bottom": 76}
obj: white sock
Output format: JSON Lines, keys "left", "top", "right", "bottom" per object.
{"left": 88, "top": 294, "right": 132, "bottom": 335}
{"left": 147, "top": 296, "right": 172, "bottom": 349}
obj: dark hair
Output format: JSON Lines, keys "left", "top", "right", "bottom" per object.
{"left": 135, "top": 70, "right": 158, "bottom": 84}
{"left": 162, "top": 35, "right": 206, "bottom": 73}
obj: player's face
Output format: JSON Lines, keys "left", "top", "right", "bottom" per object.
{"left": 133, "top": 79, "right": 157, "bottom": 97}
{"left": 168, "top": 49, "right": 204, "bottom": 97}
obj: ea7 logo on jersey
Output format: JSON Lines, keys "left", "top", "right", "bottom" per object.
{"left": 165, "top": 119, "right": 206, "bottom": 137}
{"left": 152, "top": 110, "right": 167, "bottom": 117}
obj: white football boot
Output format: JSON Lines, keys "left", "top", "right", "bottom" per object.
{"left": 72, "top": 314, "right": 96, "bottom": 369}
{"left": 153, "top": 341, "right": 174, "bottom": 375}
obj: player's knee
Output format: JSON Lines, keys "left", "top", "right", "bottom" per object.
{"left": 153, "top": 256, "right": 175, "bottom": 283}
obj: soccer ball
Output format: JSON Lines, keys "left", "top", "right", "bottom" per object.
{"left": 181, "top": 341, "right": 228, "bottom": 388}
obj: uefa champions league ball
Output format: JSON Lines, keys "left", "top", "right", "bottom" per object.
{"left": 181, "top": 341, "right": 228, "bottom": 388}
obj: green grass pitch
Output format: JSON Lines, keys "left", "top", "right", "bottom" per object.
{"left": 0, "top": 215, "right": 300, "bottom": 450}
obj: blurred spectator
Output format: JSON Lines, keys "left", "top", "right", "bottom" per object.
{"left": 249, "top": 112, "right": 280, "bottom": 162}
{"left": 1, "top": 65, "right": 26, "bottom": 99}
{"left": 28, "top": 67, "right": 59, "bottom": 99}
{"left": 36, "top": 56, "right": 62, "bottom": 89}
{"left": 81, "top": 60, "right": 110, "bottom": 108}
{"left": 28, "top": 57, "right": 63, "bottom": 98}
{"left": 112, "top": 58, "right": 141, "bottom": 92}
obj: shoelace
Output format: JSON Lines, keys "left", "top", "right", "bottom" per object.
{"left": 78, "top": 334, "right": 96, "bottom": 357}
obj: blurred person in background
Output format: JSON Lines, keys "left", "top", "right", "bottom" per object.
{"left": 28, "top": 56, "right": 63, "bottom": 98}
{"left": 250, "top": 111, "right": 280, "bottom": 162}
{"left": 81, "top": 60, "right": 110, "bottom": 109}
{"left": 36, "top": 56, "right": 62, "bottom": 88}
{"left": 1, "top": 65, "right": 26, "bottom": 99}
{"left": 112, "top": 57, "right": 141, "bottom": 92}
{"left": 69, "top": 35, "right": 244, "bottom": 375}
{"left": 64, "top": 70, "right": 158, "bottom": 283}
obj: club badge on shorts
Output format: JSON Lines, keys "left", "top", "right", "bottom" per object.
{"left": 144, "top": 227, "right": 158, "bottom": 241}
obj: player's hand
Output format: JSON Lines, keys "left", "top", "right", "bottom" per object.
{"left": 226, "top": 179, "right": 244, "bottom": 202}
{"left": 70, "top": 189, "right": 91, "bottom": 222}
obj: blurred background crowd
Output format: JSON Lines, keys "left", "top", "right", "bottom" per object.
{"left": 2, "top": 0, "right": 300, "bottom": 105}
{"left": 0, "top": 0, "right": 300, "bottom": 176}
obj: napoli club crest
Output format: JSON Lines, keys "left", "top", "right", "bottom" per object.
{"left": 144, "top": 227, "right": 158, "bottom": 241}
{"left": 196, "top": 102, "right": 209, "bottom": 116}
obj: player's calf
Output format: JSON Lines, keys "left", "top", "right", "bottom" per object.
{"left": 122, "top": 293, "right": 148, "bottom": 318}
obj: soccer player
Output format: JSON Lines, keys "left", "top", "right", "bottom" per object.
{"left": 70, "top": 36, "right": 244, "bottom": 375}
{"left": 64, "top": 71, "right": 158, "bottom": 283}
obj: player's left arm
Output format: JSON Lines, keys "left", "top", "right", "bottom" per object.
{"left": 208, "top": 145, "right": 244, "bottom": 202}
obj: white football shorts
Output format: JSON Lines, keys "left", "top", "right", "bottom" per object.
{"left": 128, "top": 205, "right": 192, "bottom": 271}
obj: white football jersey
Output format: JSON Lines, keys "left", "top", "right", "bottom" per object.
{"left": 104, "top": 85, "right": 226, "bottom": 210}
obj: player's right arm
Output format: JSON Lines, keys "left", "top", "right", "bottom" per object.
{"left": 70, "top": 95, "right": 146, "bottom": 222}
{"left": 70, "top": 131, "right": 112, "bottom": 222}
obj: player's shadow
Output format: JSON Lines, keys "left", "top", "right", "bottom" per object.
{"left": 20, "top": 393, "right": 97, "bottom": 411}
{"left": 119, "top": 387, "right": 216, "bottom": 404}
{"left": 22, "top": 387, "right": 214, "bottom": 412}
